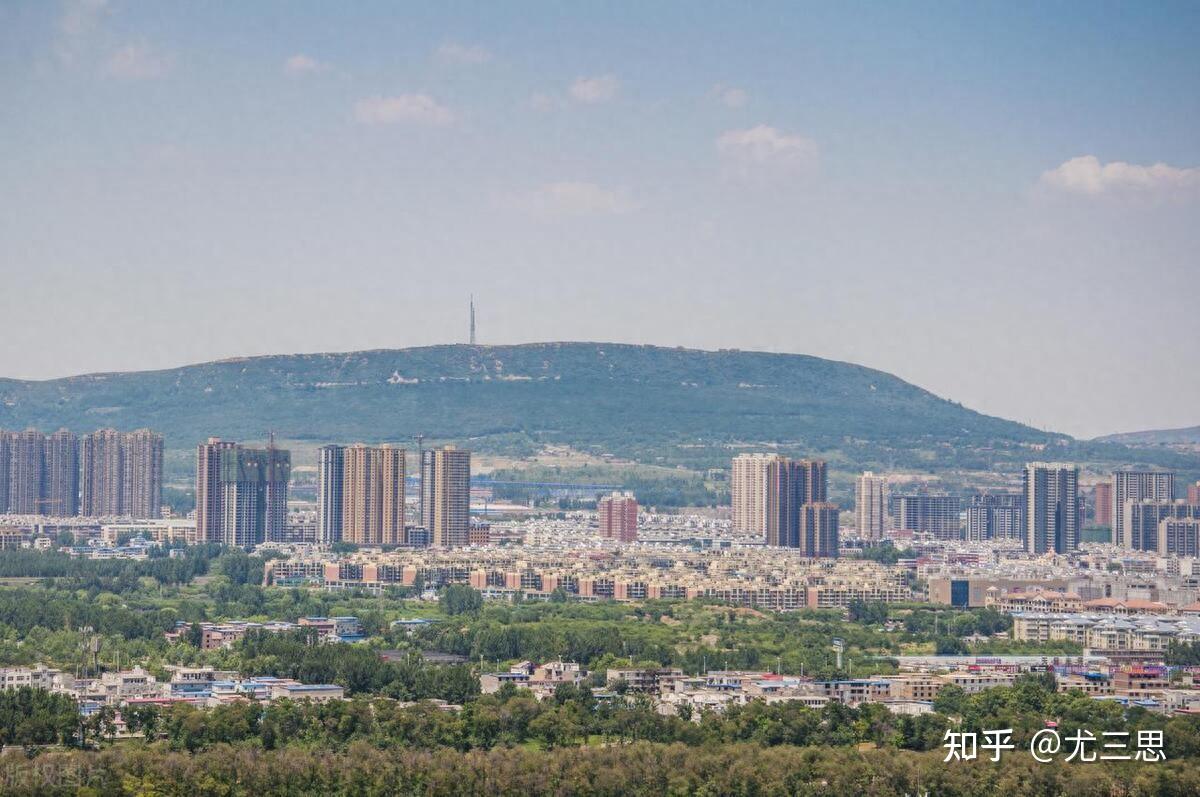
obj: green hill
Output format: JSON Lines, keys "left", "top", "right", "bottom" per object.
{"left": 0, "top": 343, "right": 1192, "bottom": 480}
{"left": 1094, "top": 425, "right": 1200, "bottom": 446}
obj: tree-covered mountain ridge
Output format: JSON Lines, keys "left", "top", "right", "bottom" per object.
{"left": 1, "top": 342, "right": 1189, "bottom": 477}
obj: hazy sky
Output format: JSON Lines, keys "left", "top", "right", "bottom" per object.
{"left": 2, "top": 1, "right": 1198, "bottom": 439}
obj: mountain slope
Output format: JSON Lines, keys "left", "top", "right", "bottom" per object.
{"left": 1094, "top": 425, "right": 1200, "bottom": 446}
{"left": 0, "top": 342, "right": 1106, "bottom": 475}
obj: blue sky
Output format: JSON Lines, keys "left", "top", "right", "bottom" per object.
{"left": 2, "top": 1, "right": 1198, "bottom": 438}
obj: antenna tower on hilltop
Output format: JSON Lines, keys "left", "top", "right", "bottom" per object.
{"left": 469, "top": 295, "right": 476, "bottom": 345}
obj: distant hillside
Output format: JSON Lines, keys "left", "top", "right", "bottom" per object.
{"left": 1095, "top": 425, "right": 1200, "bottom": 446}
{"left": 0, "top": 343, "right": 1190, "bottom": 479}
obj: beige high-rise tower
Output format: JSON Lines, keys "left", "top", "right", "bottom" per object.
{"left": 43, "top": 429, "right": 79, "bottom": 517}
{"left": 421, "top": 446, "right": 471, "bottom": 548}
{"left": 81, "top": 429, "right": 124, "bottom": 516}
{"left": 731, "top": 453, "right": 782, "bottom": 535}
{"left": 122, "top": 429, "right": 164, "bottom": 518}
{"left": 7, "top": 429, "right": 45, "bottom": 515}
{"left": 195, "top": 438, "right": 237, "bottom": 543}
{"left": 732, "top": 453, "right": 827, "bottom": 547}
{"left": 81, "top": 428, "right": 163, "bottom": 518}
{"left": 341, "top": 444, "right": 406, "bottom": 545}
{"left": 855, "top": 471, "right": 888, "bottom": 540}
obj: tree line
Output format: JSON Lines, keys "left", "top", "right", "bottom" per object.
{"left": 1, "top": 671, "right": 1198, "bottom": 794}
{"left": 0, "top": 545, "right": 245, "bottom": 590}
{"left": 7, "top": 672, "right": 1197, "bottom": 762}
{"left": 234, "top": 630, "right": 479, "bottom": 703}
{"left": 2, "top": 730, "right": 1198, "bottom": 796}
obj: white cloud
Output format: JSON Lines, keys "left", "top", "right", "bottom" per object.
{"left": 354, "top": 94, "right": 454, "bottom": 126}
{"left": 529, "top": 75, "right": 620, "bottom": 110}
{"left": 436, "top": 42, "right": 491, "bottom": 65}
{"left": 60, "top": 0, "right": 108, "bottom": 37}
{"left": 712, "top": 83, "right": 748, "bottom": 108}
{"left": 104, "top": 42, "right": 171, "bottom": 79}
{"left": 283, "top": 54, "right": 327, "bottom": 76}
{"left": 569, "top": 75, "right": 619, "bottom": 104}
{"left": 58, "top": 0, "right": 108, "bottom": 39}
{"left": 1039, "top": 155, "right": 1200, "bottom": 196}
{"left": 504, "top": 181, "right": 640, "bottom": 216}
{"left": 716, "top": 125, "right": 818, "bottom": 174}
{"left": 55, "top": 0, "right": 109, "bottom": 64}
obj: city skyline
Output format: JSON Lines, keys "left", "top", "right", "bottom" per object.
{"left": 3, "top": 5, "right": 1200, "bottom": 789}
{"left": 2, "top": 2, "right": 1199, "bottom": 438}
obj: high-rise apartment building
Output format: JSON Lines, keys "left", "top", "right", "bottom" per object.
{"left": 598, "top": 491, "right": 638, "bottom": 543}
{"left": 764, "top": 457, "right": 793, "bottom": 547}
{"left": 1, "top": 427, "right": 162, "bottom": 518}
{"left": 772, "top": 458, "right": 828, "bottom": 547}
{"left": 80, "top": 429, "right": 163, "bottom": 518}
{"left": 731, "top": 453, "right": 780, "bottom": 535}
{"left": 730, "top": 454, "right": 828, "bottom": 548}
{"left": 0, "top": 429, "right": 159, "bottom": 516}
{"left": 261, "top": 444, "right": 291, "bottom": 544}
{"left": 1111, "top": 471, "right": 1174, "bottom": 548}
{"left": 798, "top": 502, "right": 840, "bottom": 558}
{"left": 996, "top": 502, "right": 1024, "bottom": 540}
{"left": 1024, "top": 462, "right": 1079, "bottom": 555}
{"left": 81, "top": 429, "right": 124, "bottom": 516}
{"left": 965, "top": 493, "right": 1024, "bottom": 542}
{"left": 1189, "top": 482, "right": 1200, "bottom": 505}
{"left": 1124, "top": 500, "right": 1199, "bottom": 553}
{"left": 196, "top": 439, "right": 236, "bottom": 543}
{"left": 855, "top": 471, "right": 888, "bottom": 540}
{"left": 340, "top": 444, "right": 406, "bottom": 545}
{"left": 891, "top": 494, "right": 962, "bottom": 539}
{"left": 964, "top": 505, "right": 989, "bottom": 542}
{"left": 7, "top": 429, "right": 46, "bottom": 515}
{"left": 0, "top": 432, "right": 9, "bottom": 513}
{"left": 793, "top": 459, "right": 827, "bottom": 506}
{"left": 42, "top": 429, "right": 79, "bottom": 517}
{"left": 122, "top": 429, "right": 163, "bottom": 518}
{"left": 421, "top": 446, "right": 471, "bottom": 548}
{"left": 1092, "top": 482, "right": 1113, "bottom": 528}
{"left": 195, "top": 438, "right": 290, "bottom": 548}
{"left": 317, "top": 445, "right": 346, "bottom": 544}
{"left": 1160, "top": 517, "right": 1200, "bottom": 558}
